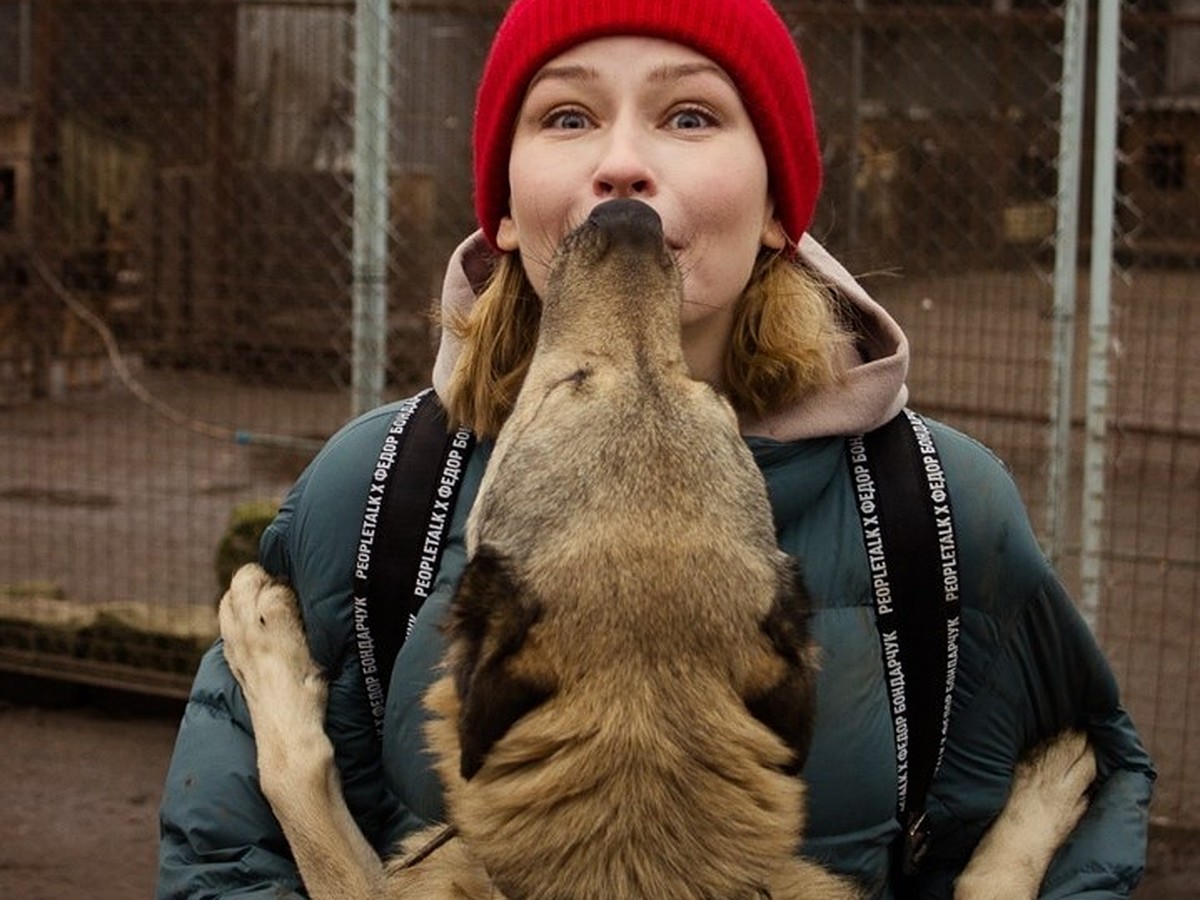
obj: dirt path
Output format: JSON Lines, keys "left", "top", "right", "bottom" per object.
{"left": 0, "top": 696, "right": 1195, "bottom": 899}
{"left": 0, "top": 698, "right": 180, "bottom": 900}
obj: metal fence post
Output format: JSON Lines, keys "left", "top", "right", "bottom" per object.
{"left": 1079, "top": 0, "right": 1123, "bottom": 630}
{"left": 351, "top": 0, "right": 391, "bottom": 417}
{"left": 1044, "top": 0, "right": 1088, "bottom": 567}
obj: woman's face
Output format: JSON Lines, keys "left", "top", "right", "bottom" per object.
{"left": 497, "top": 36, "right": 786, "bottom": 384}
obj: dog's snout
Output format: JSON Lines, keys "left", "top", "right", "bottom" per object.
{"left": 585, "top": 199, "right": 664, "bottom": 248}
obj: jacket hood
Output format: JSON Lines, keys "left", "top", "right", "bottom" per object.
{"left": 431, "top": 232, "right": 908, "bottom": 441}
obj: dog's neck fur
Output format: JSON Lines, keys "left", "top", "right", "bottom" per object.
{"left": 425, "top": 673, "right": 806, "bottom": 900}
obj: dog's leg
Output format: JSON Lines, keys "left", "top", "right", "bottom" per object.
{"left": 954, "top": 730, "right": 1096, "bottom": 900}
{"left": 219, "top": 563, "right": 384, "bottom": 899}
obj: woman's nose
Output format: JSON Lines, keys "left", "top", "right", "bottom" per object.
{"left": 593, "top": 123, "right": 656, "bottom": 199}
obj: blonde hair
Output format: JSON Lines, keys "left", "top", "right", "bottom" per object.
{"left": 444, "top": 250, "right": 854, "bottom": 438}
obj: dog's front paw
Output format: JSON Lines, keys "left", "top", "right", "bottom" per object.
{"left": 1008, "top": 729, "right": 1096, "bottom": 845}
{"left": 218, "top": 563, "right": 326, "bottom": 720}
{"left": 954, "top": 731, "right": 1096, "bottom": 900}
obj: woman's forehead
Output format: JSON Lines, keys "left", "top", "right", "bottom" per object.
{"left": 531, "top": 35, "right": 734, "bottom": 87}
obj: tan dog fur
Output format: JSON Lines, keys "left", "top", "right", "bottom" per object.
{"left": 220, "top": 200, "right": 1094, "bottom": 899}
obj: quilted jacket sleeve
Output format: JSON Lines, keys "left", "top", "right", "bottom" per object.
{"left": 912, "top": 428, "right": 1155, "bottom": 899}
{"left": 155, "top": 643, "right": 308, "bottom": 899}
{"left": 156, "top": 403, "right": 425, "bottom": 899}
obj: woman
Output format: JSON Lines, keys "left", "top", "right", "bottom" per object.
{"left": 156, "top": 1, "right": 1154, "bottom": 897}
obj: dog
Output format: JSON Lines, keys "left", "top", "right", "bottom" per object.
{"left": 220, "top": 199, "right": 1095, "bottom": 899}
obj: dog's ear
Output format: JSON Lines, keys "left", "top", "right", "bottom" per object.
{"left": 744, "top": 558, "right": 819, "bottom": 776}
{"left": 448, "top": 546, "right": 553, "bottom": 780}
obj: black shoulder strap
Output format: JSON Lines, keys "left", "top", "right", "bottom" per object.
{"left": 352, "top": 389, "right": 476, "bottom": 740}
{"left": 847, "top": 409, "right": 961, "bottom": 890}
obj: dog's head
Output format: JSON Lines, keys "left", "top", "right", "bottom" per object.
{"left": 442, "top": 542, "right": 818, "bottom": 783}
{"left": 538, "top": 198, "right": 683, "bottom": 365}
{"left": 425, "top": 548, "right": 818, "bottom": 899}
{"left": 423, "top": 199, "right": 821, "bottom": 898}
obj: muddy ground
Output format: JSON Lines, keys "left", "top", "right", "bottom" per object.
{"left": 0, "top": 689, "right": 1195, "bottom": 900}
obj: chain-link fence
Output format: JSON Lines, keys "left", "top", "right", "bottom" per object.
{"left": 0, "top": 0, "right": 1196, "bottom": 828}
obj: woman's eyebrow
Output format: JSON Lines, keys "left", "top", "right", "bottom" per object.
{"left": 648, "top": 62, "right": 735, "bottom": 88}
{"left": 527, "top": 61, "right": 735, "bottom": 93}
{"left": 527, "top": 64, "right": 597, "bottom": 92}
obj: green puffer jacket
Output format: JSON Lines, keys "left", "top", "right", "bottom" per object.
{"left": 156, "top": 404, "right": 1154, "bottom": 899}
{"left": 156, "top": 235, "right": 1154, "bottom": 899}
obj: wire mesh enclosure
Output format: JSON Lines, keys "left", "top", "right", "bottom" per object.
{"left": 0, "top": 0, "right": 1196, "bottom": 827}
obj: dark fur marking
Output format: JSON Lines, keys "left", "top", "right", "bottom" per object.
{"left": 745, "top": 559, "right": 818, "bottom": 776}
{"left": 449, "top": 547, "right": 554, "bottom": 779}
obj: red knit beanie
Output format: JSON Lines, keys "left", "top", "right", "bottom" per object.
{"left": 473, "top": 0, "right": 822, "bottom": 251}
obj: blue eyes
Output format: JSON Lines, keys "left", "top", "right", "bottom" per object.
{"left": 546, "top": 109, "right": 590, "bottom": 130}
{"left": 670, "top": 108, "right": 714, "bottom": 130}
{"left": 542, "top": 106, "right": 717, "bottom": 132}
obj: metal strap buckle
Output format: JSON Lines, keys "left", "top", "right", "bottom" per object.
{"left": 901, "top": 810, "right": 930, "bottom": 876}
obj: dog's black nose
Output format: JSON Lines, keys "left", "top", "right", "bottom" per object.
{"left": 586, "top": 199, "right": 663, "bottom": 246}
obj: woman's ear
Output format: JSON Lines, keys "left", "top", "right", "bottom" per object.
{"left": 761, "top": 214, "right": 787, "bottom": 251}
{"left": 497, "top": 214, "right": 520, "bottom": 251}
